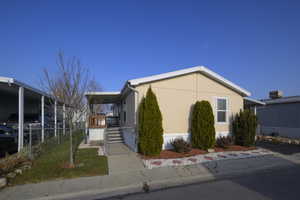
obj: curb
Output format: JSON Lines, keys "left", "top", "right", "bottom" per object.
{"left": 32, "top": 162, "right": 295, "bottom": 200}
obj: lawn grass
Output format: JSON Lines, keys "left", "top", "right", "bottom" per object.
{"left": 11, "top": 136, "right": 108, "bottom": 185}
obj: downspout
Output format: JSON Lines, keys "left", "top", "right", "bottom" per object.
{"left": 127, "top": 83, "right": 139, "bottom": 151}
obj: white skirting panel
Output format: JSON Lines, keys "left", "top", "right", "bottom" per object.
{"left": 163, "top": 131, "right": 230, "bottom": 150}
{"left": 216, "top": 131, "right": 230, "bottom": 138}
{"left": 163, "top": 133, "right": 190, "bottom": 150}
{"left": 89, "top": 128, "right": 105, "bottom": 141}
{"left": 122, "top": 131, "right": 231, "bottom": 151}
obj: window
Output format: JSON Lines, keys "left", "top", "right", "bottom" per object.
{"left": 216, "top": 98, "right": 228, "bottom": 123}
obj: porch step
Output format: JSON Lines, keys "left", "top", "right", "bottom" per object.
{"left": 106, "top": 127, "right": 121, "bottom": 132}
{"left": 107, "top": 140, "right": 124, "bottom": 144}
{"left": 106, "top": 127, "right": 123, "bottom": 144}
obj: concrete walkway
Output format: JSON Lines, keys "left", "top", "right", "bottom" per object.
{"left": 1, "top": 152, "right": 299, "bottom": 200}
{"left": 106, "top": 143, "right": 144, "bottom": 174}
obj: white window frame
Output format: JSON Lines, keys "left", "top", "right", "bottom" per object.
{"left": 215, "top": 97, "right": 229, "bottom": 124}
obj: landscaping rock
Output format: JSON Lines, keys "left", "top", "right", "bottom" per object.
{"left": 6, "top": 172, "right": 16, "bottom": 179}
{"left": 207, "top": 149, "right": 215, "bottom": 153}
{"left": 21, "top": 165, "right": 31, "bottom": 170}
{"left": 0, "top": 177, "right": 7, "bottom": 188}
{"left": 15, "top": 169, "right": 22, "bottom": 175}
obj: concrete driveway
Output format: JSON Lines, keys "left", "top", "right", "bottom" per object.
{"left": 257, "top": 141, "right": 300, "bottom": 155}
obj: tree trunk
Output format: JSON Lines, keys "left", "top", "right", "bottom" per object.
{"left": 69, "top": 124, "right": 74, "bottom": 167}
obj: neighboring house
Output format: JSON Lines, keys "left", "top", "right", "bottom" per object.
{"left": 86, "top": 66, "right": 258, "bottom": 152}
{"left": 257, "top": 91, "right": 300, "bottom": 138}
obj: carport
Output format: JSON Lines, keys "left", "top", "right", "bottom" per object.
{"left": 0, "top": 76, "right": 66, "bottom": 152}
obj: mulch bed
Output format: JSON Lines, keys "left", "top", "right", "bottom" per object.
{"left": 141, "top": 145, "right": 256, "bottom": 160}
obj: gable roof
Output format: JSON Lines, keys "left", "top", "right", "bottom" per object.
{"left": 128, "top": 66, "right": 251, "bottom": 96}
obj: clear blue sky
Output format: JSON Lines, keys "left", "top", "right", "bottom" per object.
{"left": 1, "top": 0, "right": 299, "bottom": 99}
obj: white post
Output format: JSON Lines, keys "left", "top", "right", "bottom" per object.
{"left": 18, "top": 87, "right": 24, "bottom": 152}
{"left": 254, "top": 105, "right": 257, "bottom": 115}
{"left": 41, "top": 96, "right": 45, "bottom": 143}
{"left": 29, "top": 124, "right": 32, "bottom": 159}
{"left": 54, "top": 100, "right": 57, "bottom": 137}
{"left": 85, "top": 103, "right": 89, "bottom": 144}
{"left": 63, "top": 104, "right": 66, "bottom": 135}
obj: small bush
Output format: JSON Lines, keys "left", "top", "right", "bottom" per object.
{"left": 171, "top": 138, "right": 192, "bottom": 153}
{"left": 138, "top": 87, "right": 163, "bottom": 156}
{"left": 191, "top": 101, "right": 216, "bottom": 150}
{"left": 216, "top": 136, "right": 234, "bottom": 148}
{"left": 232, "top": 109, "right": 257, "bottom": 147}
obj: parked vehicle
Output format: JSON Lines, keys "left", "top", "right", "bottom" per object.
{"left": 0, "top": 125, "right": 18, "bottom": 157}
{"left": 6, "top": 113, "right": 41, "bottom": 130}
{"left": 0, "top": 125, "right": 17, "bottom": 141}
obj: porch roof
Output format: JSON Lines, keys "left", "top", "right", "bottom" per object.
{"left": 244, "top": 97, "right": 266, "bottom": 106}
{"left": 85, "top": 91, "right": 121, "bottom": 104}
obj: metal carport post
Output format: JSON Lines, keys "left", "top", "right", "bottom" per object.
{"left": 41, "top": 95, "right": 45, "bottom": 143}
{"left": 18, "top": 86, "right": 24, "bottom": 152}
{"left": 54, "top": 100, "right": 57, "bottom": 137}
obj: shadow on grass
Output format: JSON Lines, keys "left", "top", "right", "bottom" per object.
{"left": 10, "top": 132, "right": 108, "bottom": 185}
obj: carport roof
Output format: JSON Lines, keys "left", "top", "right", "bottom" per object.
{"left": 85, "top": 91, "right": 121, "bottom": 104}
{"left": 0, "top": 76, "right": 64, "bottom": 104}
{"left": 0, "top": 76, "right": 50, "bottom": 97}
{"left": 244, "top": 97, "right": 266, "bottom": 106}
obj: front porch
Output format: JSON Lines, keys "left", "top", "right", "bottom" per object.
{"left": 85, "top": 91, "right": 138, "bottom": 153}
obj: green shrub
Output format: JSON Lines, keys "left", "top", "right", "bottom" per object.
{"left": 171, "top": 138, "right": 192, "bottom": 153}
{"left": 191, "top": 101, "right": 216, "bottom": 150}
{"left": 138, "top": 87, "right": 163, "bottom": 156}
{"left": 232, "top": 109, "right": 257, "bottom": 146}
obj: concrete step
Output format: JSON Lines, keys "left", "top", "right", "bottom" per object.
{"left": 108, "top": 135, "right": 123, "bottom": 140}
{"left": 107, "top": 132, "right": 122, "bottom": 136}
{"left": 107, "top": 140, "right": 123, "bottom": 144}
{"left": 107, "top": 131, "right": 121, "bottom": 134}
{"left": 108, "top": 139, "right": 123, "bottom": 143}
{"left": 106, "top": 127, "right": 121, "bottom": 132}
{"left": 108, "top": 136, "right": 122, "bottom": 140}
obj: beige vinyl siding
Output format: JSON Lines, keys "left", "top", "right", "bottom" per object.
{"left": 136, "top": 72, "right": 243, "bottom": 134}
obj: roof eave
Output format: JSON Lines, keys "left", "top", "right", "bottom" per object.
{"left": 244, "top": 97, "right": 266, "bottom": 105}
{"left": 128, "top": 66, "right": 251, "bottom": 97}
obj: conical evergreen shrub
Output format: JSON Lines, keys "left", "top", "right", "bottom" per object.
{"left": 138, "top": 97, "right": 146, "bottom": 153}
{"left": 191, "top": 101, "right": 216, "bottom": 150}
{"left": 232, "top": 109, "right": 257, "bottom": 146}
{"left": 138, "top": 87, "right": 163, "bottom": 155}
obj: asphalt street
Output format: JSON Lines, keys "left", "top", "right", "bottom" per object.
{"left": 100, "top": 165, "right": 300, "bottom": 200}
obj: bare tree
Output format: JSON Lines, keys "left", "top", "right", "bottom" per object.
{"left": 41, "top": 51, "right": 102, "bottom": 167}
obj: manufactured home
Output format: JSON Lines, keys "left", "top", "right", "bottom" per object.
{"left": 86, "top": 66, "right": 259, "bottom": 152}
